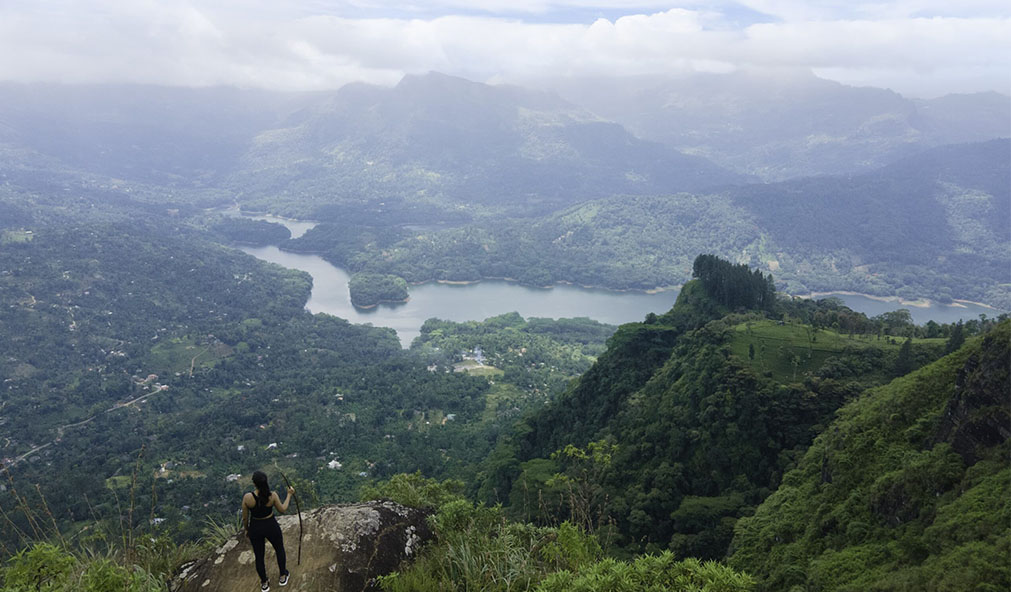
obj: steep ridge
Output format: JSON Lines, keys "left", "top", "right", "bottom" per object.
{"left": 478, "top": 256, "right": 954, "bottom": 559}
{"left": 729, "top": 322, "right": 1010, "bottom": 591}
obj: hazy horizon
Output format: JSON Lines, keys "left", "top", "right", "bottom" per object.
{"left": 1, "top": 1, "right": 1008, "bottom": 99}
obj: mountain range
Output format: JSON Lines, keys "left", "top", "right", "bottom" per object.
{"left": 2, "top": 70, "right": 1006, "bottom": 196}
{"left": 545, "top": 69, "right": 1011, "bottom": 180}
{"left": 1, "top": 71, "right": 1008, "bottom": 308}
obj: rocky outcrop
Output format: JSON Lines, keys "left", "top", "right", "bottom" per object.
{"left": 171, "top": 501, "right": 433, "bottom": 592}
{"left": 933, "top": 328, "right": 1011, "bottom": 463}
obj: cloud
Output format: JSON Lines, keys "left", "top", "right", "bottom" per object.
{"left": 0, "top": 1, "right": 1007, "bottom": 97}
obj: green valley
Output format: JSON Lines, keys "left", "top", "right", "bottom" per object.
{"left": 0, "top": 67, "right": 1008, "bottom": 592}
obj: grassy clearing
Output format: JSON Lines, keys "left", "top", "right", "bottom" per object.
{"left": 452, "top": 359, "right": 504, "bottom": 377}
{"left": 1, "top": 229, "right": 34, "bottom": 244}
{"left": 146, "top": 336, "right": 232, "bottom": 375}
{"left": 104, "top": 476, "right": 133, "bottom": 489}
{"left": 728, "top": 320, "right": 944, "bottom": 382}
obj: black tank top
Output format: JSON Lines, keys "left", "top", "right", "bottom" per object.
{"left": 250, "top": 492, "right": 273, "bottom": 519}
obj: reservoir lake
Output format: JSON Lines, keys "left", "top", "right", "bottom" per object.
{"left": 239, "top": 245, "right": 676, "bottom": 347}
{"left": 233, "top": 213, "right": 998, "bottom": 347}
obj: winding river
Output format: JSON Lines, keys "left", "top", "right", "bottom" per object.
{"left": 230, "top": 211, "right": 998, "bottom": 347}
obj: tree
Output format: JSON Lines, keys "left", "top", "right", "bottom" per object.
{"left": 925, "top": 320, "right": 941, "bottom": 338}
{"left": 894, "top": 338, "right": 914, "bottom": 376}
{"left": 547, "top": 440, "right": 617, "bottom": 534}
{"left": 945, "top": 321, "right": 965, "bottom": 354}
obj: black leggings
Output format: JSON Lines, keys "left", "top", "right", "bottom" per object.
{"left": 248, "top": 517, "right": 287, "bottom": 582}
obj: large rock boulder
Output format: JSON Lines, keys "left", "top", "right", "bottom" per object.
{"left": 171, "top": 501, "right": 433, "bottom": 592}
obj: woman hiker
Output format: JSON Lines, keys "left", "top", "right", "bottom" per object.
{"left": 242, "top": 470, "right": 295, "bottom": 591}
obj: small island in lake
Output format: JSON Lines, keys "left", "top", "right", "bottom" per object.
{"left": 349, "top": 273, "right": 410, "bottom": 308}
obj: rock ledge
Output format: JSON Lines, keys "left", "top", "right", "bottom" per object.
{"left": 172, "top": 501, "right": 433, "bottom": 592}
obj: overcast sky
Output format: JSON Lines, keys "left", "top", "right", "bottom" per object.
{"left": 0, "top": 1, "right": 1008, "bottom": 97}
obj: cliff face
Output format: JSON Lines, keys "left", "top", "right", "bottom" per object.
{"left": 934, "top": 328, "right": 1011, "bottom": 462}
{"left": 171, "top": 501, "right": 433, "bottom": 592}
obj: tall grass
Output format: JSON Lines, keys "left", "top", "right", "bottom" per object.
{"left": 0, "top": 453, "right": 210, "bottom": 590}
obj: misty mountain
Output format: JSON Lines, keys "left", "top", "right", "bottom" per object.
{"left": 545, "top": 70, "right": 1011, "bottom": 181}
{"left": 729, "top": 138, "right": 1010, "bottom": 304}
{"left": 0, "top": 83, "right": 318, "bottom": 187}
{"left": 1, "top": 73, "right": 1005, "bottom": 212}
{"left": 234, "top": 72, "right": 749, "bottom": 213}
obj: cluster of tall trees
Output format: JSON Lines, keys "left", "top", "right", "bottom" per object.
{"left": 692, "top": 254, "right": 776, "bottom": 311}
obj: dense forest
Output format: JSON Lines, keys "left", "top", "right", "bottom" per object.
{"left": 210, "top": 217, "right": 291, "bottom": 246}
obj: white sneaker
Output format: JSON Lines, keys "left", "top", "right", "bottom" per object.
{"left": 260, "top": 582, "right": 270, "bottom": 592}
{"left": 279, "top": 572, "right": 289, "bottom": 587}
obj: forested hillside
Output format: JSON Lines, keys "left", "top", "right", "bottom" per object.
{"left": 372, "top": 316, "right": 1009, "bottom": 592}
{"left": 730, "top": 322, "right": 1010, "bottom": 590}
{"left": 477, "top": 255, "right": 998, "bottom": 563}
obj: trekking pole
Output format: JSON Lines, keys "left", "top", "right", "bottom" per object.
{"left": 277, "top": 468, "right": 303, "bottom": 565}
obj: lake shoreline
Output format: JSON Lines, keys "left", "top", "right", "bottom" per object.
{"left": 352, "top": 297, "right": 411, "bottom": 310}
{"left": 265, "top": 241, "right": 1003, "bottom": 314}
{"left": 798, "top": 290, "right": 998, "bottom": 312}
{"left": 413, "top": 277, "right": 680, "bottom": 295}
{"left": 237, "top": 244, "right": 1001, "bottom": 350}
{"left": 225, "top": 207, "right": 1004, "bottom": 316}
{"left": 222, "top": 206, "right": 1003, "bottom": 311}
{"left": 218, "top": 203, "right": 321, "bottom": 226}
{"left": 249, "top": 239, "right": 1003, "bottom": 315}
{"left": 267, "top": 244, "right": 682, "bottom": 296}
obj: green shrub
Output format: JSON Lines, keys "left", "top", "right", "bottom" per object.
{"left": 535, "top": 552, "right": 754, "bottom": 592}
{"left": 361, "top": 472, "right": 466, "bottom": 510}
{"left": 2, "top": 543, "right": 163, "bottom": 592}
{"left": 2, "top": 543, "right": 75, "bottom": 591}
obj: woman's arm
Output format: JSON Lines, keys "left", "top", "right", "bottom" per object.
{"left": 241, "top": 493, "right": 251, "bottom": 530}
{"left": 273, "top": 487, "right": 295, "bottom": 514}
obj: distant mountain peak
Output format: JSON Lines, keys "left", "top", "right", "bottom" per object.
{"left": 396, "top": 71, "right": 479, "bottom": 88}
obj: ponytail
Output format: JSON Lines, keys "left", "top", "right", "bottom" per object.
{"left": 252, "top": 470, "right": 270, "bottom": 506}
